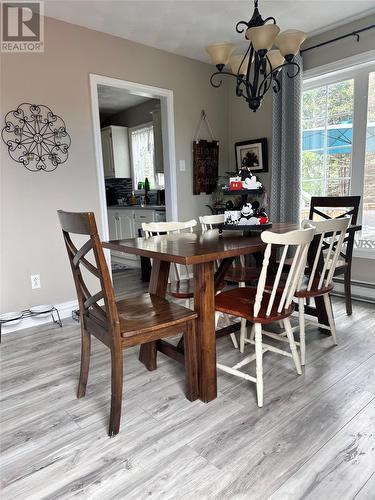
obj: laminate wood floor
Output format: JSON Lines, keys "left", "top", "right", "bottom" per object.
{"left": 1, "top": 270, "right": 375, "bottom": 500}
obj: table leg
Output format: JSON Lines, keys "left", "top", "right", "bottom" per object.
{"left": 139, "top": 259, "right": 170, "bottom": 370}
{"left": 214, "top": 257, "right": 234, "bottom": 291}
{"left": 194, "top": 261, "right": 217, "bottom": 402}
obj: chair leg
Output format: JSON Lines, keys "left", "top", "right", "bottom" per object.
{"left": 298, "top": 298, "right": 306, "bottom": 366}
{"left": 184, "top": 321, "right": 199, "bottom": 401}
{"left": 239, "top": 318, "right": 247, "bottom": 353}
{"left": 222, "top": 314, "right": 238, "bottom": 349}
{"left": 284, "top": 317, "right": 302, "bottom": 375}
{"left": 77, "top": 326, "right": 91, "bottom": 398}
{"left": 250, "top": 323, "right": 255, "bottom": 341}
{"left": 324, "top": 294, "right": 338, "bottom": 345}
{"left": 344, "top": 267, "right": 353, "bottom": 316}
{"left": 109, "top": 348, "right": 124, "bottom": 437}
{"left": 254, "top": 323, "right": 263, "bottom": 407}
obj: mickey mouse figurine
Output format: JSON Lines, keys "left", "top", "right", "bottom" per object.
{"left": 239, "top": 202, "right": 260, "bottom": 225}
{"left": 239, "top": 201, "right": 269, "bottom": 225}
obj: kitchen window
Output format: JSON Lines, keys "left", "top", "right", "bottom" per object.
{"left": 302, "top": 62, "right": 375, "bottom": 257}
{"left": 129, "top": 123, "right": 155, "bottom": 189}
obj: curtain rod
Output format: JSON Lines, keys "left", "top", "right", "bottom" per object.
{"left": 301, "top": 24, "right": 375, "bottom": 54}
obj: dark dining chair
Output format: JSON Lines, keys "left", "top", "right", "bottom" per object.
{"left": 58, "top": 210, "right": 198, "bottom": 436}
{"left": 309, "top": 196, "right": 361, "bottom": 315}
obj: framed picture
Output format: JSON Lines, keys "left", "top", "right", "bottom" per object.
{"left": 235, "top": 138, "right": 268, "bottom": 173}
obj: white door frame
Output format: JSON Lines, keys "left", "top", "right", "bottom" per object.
{"left": 89, "top": 73, "right": 178, "bottom": 242}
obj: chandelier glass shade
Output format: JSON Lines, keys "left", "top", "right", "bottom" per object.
{"left": 206, "top": 0, "right": 305, "bottom": 111}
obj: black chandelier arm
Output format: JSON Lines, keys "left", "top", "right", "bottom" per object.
{"left": 210, "top": 70, "right": 238, "bottom": 88}
{"left": 263, "top": 16, "right": 276, "bottom": 24}
{"left": 272, "top": 76, "right": 281, "bottom": 93}
{"left": 257, "top": 60, "right": 301, "bottom": 97}
{"left": 236, "top": 20, "right": 250, "bottom": 34}
{"left": 286, "top": 61, "right": 301, "bottom": 79}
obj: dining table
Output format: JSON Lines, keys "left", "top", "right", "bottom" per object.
{"left": 103, "top": 222, "right": 361, "bottom": 403}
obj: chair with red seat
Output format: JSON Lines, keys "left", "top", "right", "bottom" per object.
{"left": 215, "top": 225, "right": 315, "bottom": 407}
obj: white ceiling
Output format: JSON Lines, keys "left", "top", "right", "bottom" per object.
{"left": 98, "top": 85, "right": 152, "bottom": 115}
{"left": 45, "top": 1, "right": 375, "bottom": 63}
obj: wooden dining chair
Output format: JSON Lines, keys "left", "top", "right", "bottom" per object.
{"left": 295, "top": 216, "right": 351, "bottom": 365}
{"left": 309, "top": 196, "right": 360, "bottom": 315}
{"left": 142, "top": 220, "right": 197, "bottom": 307}
{"left": 215, "top": 226, "right": 315, "bottom": 407}
{"left": 58, "top": 210, "right": 198, "bottom": 436}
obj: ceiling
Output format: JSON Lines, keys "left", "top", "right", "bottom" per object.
{"left": 45, "top": 1, "right": 375, "bottom": 63}
{"left": 98, "top": 85, "right": 152, "bottom": 117}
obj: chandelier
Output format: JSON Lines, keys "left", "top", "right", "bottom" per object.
{"left": 206, "top": 0, "right": 305, "bottom": 112}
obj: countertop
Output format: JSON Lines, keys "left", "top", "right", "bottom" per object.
{"left": 107, "top": 205, "right": 166, "bottom": 210}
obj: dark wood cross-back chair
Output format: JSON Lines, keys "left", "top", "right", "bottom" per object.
{"left": 309, "top": 196, "right": 361, "bottom": 315}
{"left": 58, "top": 210, "right": 198, "bottom": 436}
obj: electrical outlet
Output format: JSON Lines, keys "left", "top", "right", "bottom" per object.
{"left": 31, "top": 274, "right": 41, "bottom": 289}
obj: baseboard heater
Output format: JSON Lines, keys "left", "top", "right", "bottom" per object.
{"left": 332, "top": 277, "right": 375, "bottom": 304}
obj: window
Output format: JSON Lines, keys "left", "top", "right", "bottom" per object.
{"left": 129, "top": 123, "right": 155, "bottom": 189}
{"left": 302, "top": 63, "right": 375, "bottom": 256}
{"left": 363, "top": 71, "right": 375, "bottom": 243}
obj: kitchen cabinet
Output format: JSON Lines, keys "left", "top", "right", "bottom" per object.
{"left": 101, "top": 126, "right": 130, "bottom": 178}
{"left": 107, "top": 207, "right": 165, "bottom": 267}
{"left": 107, "top": 208, "right": 136, "bottom": 263}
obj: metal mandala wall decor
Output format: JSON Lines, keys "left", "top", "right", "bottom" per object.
{"left": 1, "top": 103, "right": 71, "bottom": 172}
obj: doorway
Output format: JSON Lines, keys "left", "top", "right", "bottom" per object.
{"left": 89, "top": 74, "right": 178, "bottom": 249}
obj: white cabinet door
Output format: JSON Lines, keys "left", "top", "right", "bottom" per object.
{"left": 101, "top": 126, "right": 130, "bottom": 179}
{"left": 101, "top": 128, "right": 115, "bottom": 178}
{"left": 119, "top": 212, "right": 135, "bottom": 240}
{"left": 133, "top": 209, "right": 155, "bottom": 236}
{"left": 111, "top": 127, "right": 131, "bottom": 178}
{"left": 107, "top": 209, "right": 138, "bottom": 264}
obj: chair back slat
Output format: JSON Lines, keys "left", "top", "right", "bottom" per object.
{"left": 302, "top": 216, "right": 351, "bottom": 291}
{"left": 265, "top": 244, "right": 288, "bottom": 317}
{"left": 254, "top": 227, "right": 315, "bottom": 318}
{"left": 280, "top": 244, "right": 301, "bottom": 312}
{"left": 254, "top": 243, "right": 271, "bottom": 317}
{"left": 199, "top": 214, "right": 225, "bottom": 231}
{"left": 307, "top": 233, "right": 324, "bottom": 291}
{"left": 58, "top": 210, "right": 120, "bottom": 344}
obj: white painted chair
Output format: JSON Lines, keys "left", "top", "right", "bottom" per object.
{"left": 215, "top": 225, "right": 315, "bottom": 407}
{"left": 142, "top": 220, "right": 197, "bottom": 308}
{"left": 294, "top": 216, "right": 351, "bottom": 365}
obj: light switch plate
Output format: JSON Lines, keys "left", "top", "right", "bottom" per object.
{"left": 179, "top": 160, "right": 186, "bottom": 172}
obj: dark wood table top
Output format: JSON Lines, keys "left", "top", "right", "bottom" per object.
{"left": 103, "top": 222, "right": 362, "bottom": 266}
{"left": 103, "top": 223, "right": 301, "bottom": 265}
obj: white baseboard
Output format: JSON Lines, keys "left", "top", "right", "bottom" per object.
{"left": 332, "top": 278, "right": 375, "bottom": 304}
{"left": 1, "top": 300, "right": 78, "bottom": 335}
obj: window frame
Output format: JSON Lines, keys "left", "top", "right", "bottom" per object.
{"left": 303, "top": 55, "right": 375, "bottom": 259}
{"left": 128, "top": 121, "right": 155, "bottom": 190}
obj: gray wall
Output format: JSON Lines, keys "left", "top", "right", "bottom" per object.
{"left": 102, "top": 98, "right": 160, "bottom": 128}
{"left": 0, "top": 16, "right": 228, "bottom": 312}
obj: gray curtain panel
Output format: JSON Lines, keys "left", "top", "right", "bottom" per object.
{"left": 270, "top": 54, "right": 303, "bottom": 224}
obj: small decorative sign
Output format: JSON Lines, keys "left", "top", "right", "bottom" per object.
{"left": 1, "top": 103, "right": 71, "bottom": 172}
